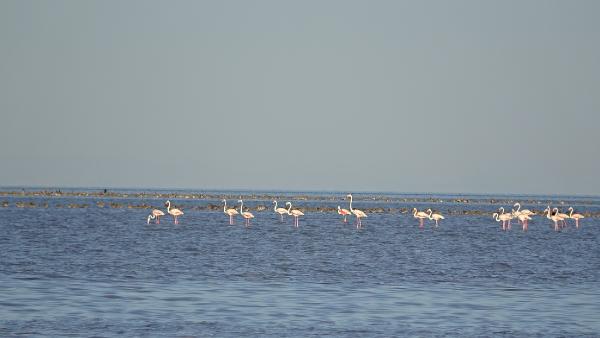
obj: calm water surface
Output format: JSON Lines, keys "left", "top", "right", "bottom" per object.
{"left": 1, "top": 190, "right": 599, "bottom": 337}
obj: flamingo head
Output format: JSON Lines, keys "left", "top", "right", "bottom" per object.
{"left": 222, "top": 199, "right": 226, "bottom": 203}
{"left": 272, "top": 200, "right": 276, "bottom": 204}
{"left": 337, "top": 206, "right": 341, "bottom": 210}
{"left": 165, "top": 200, "right": 171, "bottom": 206}
{"left": 286, "top": 202, "right": 291, "bottom": 206}
{"left": 492, "top": 212, "right": 498, "bottom": 218}
{"left": 346, "top": 194, "right": 352, "bottom": 199}
{"left": 568, "top": 207, "right": 573, "bottom": 211}
{"left": 237, "top": 200, "right": 243, "bottom": 203}
{"left": 147, "top": 215, "right": 152, "bottom": 224}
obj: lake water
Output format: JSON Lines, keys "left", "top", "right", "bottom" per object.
{"left": 1, "top": 189, "right": 599, "bottom": 337}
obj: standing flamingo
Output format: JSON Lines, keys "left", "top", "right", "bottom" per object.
{"left": 412, "top": 208, "right": 429, "bottom": 228}
{"left": 544, "top": 206, "right": 563, "bottom": 231}
{"left": 553, "top": 208, "right": 569, "bottom": 227}
{"left": 146, "top": 208, "right": 165, "bottom": 224}
{"left": 222, "top": 199, "right": 239, "bottom": 225}
{"left": 286, "top": 202, "right": 304, "bottom": 227}
{"left": 273, "top": 201, "right": 288, "bottom": 222}
{"left": 516, "top": 213, "right": 532, "bottom": 231}
{"left": 492, "top": 212, "right": 513, "bottom": 231}
{"left": 337, "top": 206, "right": 351, "bottom": 223}
{"left": 238, "top": 199, "right": 254, "bottom": 227}
{"left": 426, "top": 209, "right": 445, "bottom": 227}
{"left": 165, "top": 200, "right": 183, "bottom": 224}
{"left": 568, "top": 207, "right": 585, "bottom": 229}
{"left": 498, "top": 207, "right": 515, "bottom": 230}
{"left": 513, "top": 203, "right": 535, "bottom": 217}
{"left": 347, "top": 194, "right": 367, "bottom": 228}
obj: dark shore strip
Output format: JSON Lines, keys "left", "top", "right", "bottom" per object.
{"left": 2, "top": 198, "right": 599, "bottom": 217}
{"left": 0, "top": 189, "right": 597, "bottom": 206}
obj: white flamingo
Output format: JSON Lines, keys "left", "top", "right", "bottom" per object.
{"left": 238, "top": 199, "right": 255, "bottom": 227}
{"left": 516, "top": 213, "right": 532, "bottom": 231}
{"left": 146, "top": 208, "right": 165, "bottom": 224}
{"left": 273, "top": 201, "right": 288, "bottom": 222}
{"left": 513, "top": 203, "right": 535, "bottom": 216}
{"left": 337, "top": 206, "right": 351, "bottom": 223}
{"left": 347, "top": 194, "right": 367, "bottom": 228}
{"left": 492, "top": 212, "right": 513, "bottom": 231}
{"left": 553, "top": 207, "right": 569, "bottom": 227}
{"left": 286, "top": 202, "right": 304, "bottom": 227}
{"left": 165, "top": 200, "right": 183, "bottom": 225}
{"left": 412, "top": 208, "right": 429, "bottom": 228}
{"left": 568, "top": 207, "right": 585, "bottom": 229}
{"left": 544, "top": 206, "right": 563, "bottom": 231}
{"left": 426, "top": 209, "right": 445, "bottom": 227}
{"left": 222, "top": 199, "right": 239, "bottom": 225}
{"left": 498, "top": 207, "right": 513, "bottom": 230}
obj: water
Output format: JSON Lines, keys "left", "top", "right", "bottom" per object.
{"left": 1, "top": 189, "right": 599, "bottom": 337}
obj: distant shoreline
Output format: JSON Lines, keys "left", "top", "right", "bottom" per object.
{"left": 1, "top": 189, "right": 599, "bottom": 217}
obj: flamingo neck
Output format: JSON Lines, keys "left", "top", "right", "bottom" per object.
{"left": 223, "top": 200, "right": 227, "bottom": 213}
{"left": 286, "top": 203, "right": 292, "bottom": 215}
{"left": 515, "top": 203, "right": 521, "bottom": 212}
{"left": 166, "top": 201, "right": 171, "bottom": 212}
{"left": 240, "top": 200, "right": 244, "bottom": 212}
{"left": 348, "top": 195, "right": 353, "bottom": 212}
{"left": 273, "top": 201, "right": 278, "bottom": 212}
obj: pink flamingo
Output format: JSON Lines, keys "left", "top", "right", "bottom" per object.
{"left": 553, "top": 208, "right": 569, "bottom": 227}
{"left": 146, "top": 208, "right": 165, "bottom": 224}
{"left": 426, "top": 209, "right": 445, "bottom": 227}
{"left": 273, "top": 201, "right": 288, "bottom": 222}
{"left": 238, "top": 199, "right": 254, "bottom": 227}
{"left": 347, "top": 194, "right": 367, "bottom": 228}
{"left": 222, "top": 199, "right": 239, "bottom": 225}
{"left": 412, "top": 208, "right": 429, "bottom": 228}
{"left": 337, "top": 206, "right": 351, "bottom": 223}
{"left": 516, "top": 213, "right": 531, "bottom": 231}
{"left": 165, "top": 200, "right": 183, "bottom": 225}
{"left": 498, "top": 207, "right": 513, "bottom": 230}
{"left": 568, "top": 207, "right": 585, "bottom": 229}
{"left": 286, "top": 202, "right": 304, "bottom": 227}
{"left": 544, "top": 206, "right": 562, "bottom": 231}
{"left": 493, "top": 211, "right": 513, "bottom": 231}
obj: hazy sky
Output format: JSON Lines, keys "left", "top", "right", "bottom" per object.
{"left": 1, "top": 1, "right": 599, "bottom": 194}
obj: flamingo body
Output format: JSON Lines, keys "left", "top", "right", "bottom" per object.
{"left": 165, "top": 200, "right": 183, "bottom": 224}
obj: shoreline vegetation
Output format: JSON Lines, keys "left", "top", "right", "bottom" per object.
{"left": 1, "top": 189, "right": 598, "bottom": 217}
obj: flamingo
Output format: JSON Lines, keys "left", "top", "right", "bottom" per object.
{"left": 412, "top": 208, "right": 429, "bottom": 228}
{"left": 513, "top": 203, "right": 535, "bottom": 217}
{"left": 498, "top": 207, "right": 513, "bottom": 230}
{"left": 553, "top": 208, "right": 569, "bottom": 227}
{"left": 337, "top": 206, "right": 351, "bottom": 223}
{"left": 286, "top": 202, "right": 304, "bottom": 227}
{"left": 544, "top": 206, "right": 563, "bottom": 231}
{"left": 238, "top": 199, "right": 254, "bottom": 227}
{"left": 165, "top": 200, "right": 183, "bottom": 224}
{"left": 222, "top": 199, "right": 239, "bottom": 225}
{"left": 273, "top": 201, "right": 288, "bottom": 222}
{"left": 426, "top": 209, "right": 445, "bottom": 227}
{"left": 146, "top": 208, "right": 165, "bottom": 224}
{"left": 568, "top": 207, "right": 585, "bottom": 229}
{"left": 347, "top": 194, "right": 367, "bottom": 228}
{"left": 516, "top": 213, "right": 532, "bottom": 231}
{"left": 492, "top": 212, "right": 513, "bottom": 231}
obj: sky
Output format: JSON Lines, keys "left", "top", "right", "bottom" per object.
{"left": 1, "top": 0, "right": 599, "bottom": 195}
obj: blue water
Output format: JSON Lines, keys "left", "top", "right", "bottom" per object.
{"left": 1, "top": 190, "right": 599, "bottom": 337}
